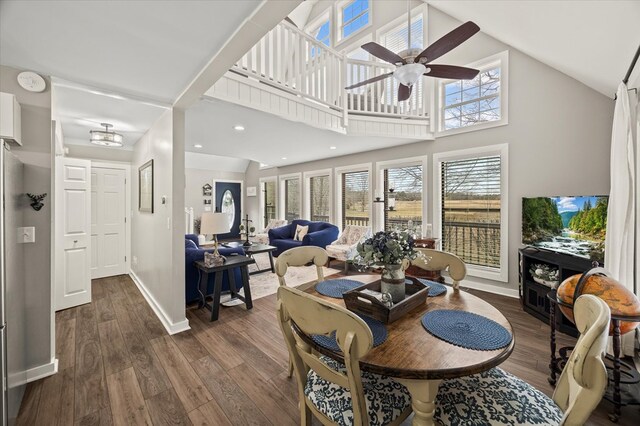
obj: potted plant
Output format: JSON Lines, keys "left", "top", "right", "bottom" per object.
{"left": 354, "top": 231, "right": 421, "bottom": 303}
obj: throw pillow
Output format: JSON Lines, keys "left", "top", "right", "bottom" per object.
{"left": 336, "top": 227, "right": 351, "bottom": 245}
{"left": 294, "top": 224, "right": 309, "bottom": 241}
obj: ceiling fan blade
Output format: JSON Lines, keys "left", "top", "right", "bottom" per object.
{"left": 345, "top": 72, "right": 394, "bottom": 90}
{"left": 361, "top": 42, "right": 406, "bottom": 65}
{"left": 414, "top": 21, "right": 480, "bottom": 64}
{"left": 424, "top": 64, "right": 479, "bottom": 80}
{"left": 398, "top": 84, "right": 412, "bottom": 101}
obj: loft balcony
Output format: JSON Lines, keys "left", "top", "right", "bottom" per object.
{"left": 204, "top": 20, "right": 433, "bottom": 140}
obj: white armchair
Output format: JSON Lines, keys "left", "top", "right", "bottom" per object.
{"left": 251, "top": 219, "right": 288, "bottom": 245}
{"left": 325, "top": 225, "right": 372, "bottom": 273}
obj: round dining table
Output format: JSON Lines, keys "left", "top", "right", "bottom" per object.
{"left": 303, "top": 281, "right": 515, "bottom": 426}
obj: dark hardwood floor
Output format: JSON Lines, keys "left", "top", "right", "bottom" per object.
{"left": 16, "top": 274, "right": 639, "bottom": 425}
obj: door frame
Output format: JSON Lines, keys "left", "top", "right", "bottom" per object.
{"left": 212, "top": 178, "right": 244, "bottom": 219}
{"left": 91, "top": 161, "right": 131, "bottom": 275}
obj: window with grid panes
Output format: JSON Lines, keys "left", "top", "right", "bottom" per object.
{"left": 440, "top": 155, "right": 501, "bottom": 268}
{"left": 442, "top": 66, "right": 501, "bottom": 131}
{"left": 341, "top": 170, "right": 369, "bottom": 228}
{"left": 284, "top": 178, "right": 300, "bottom": 221}
{"left": 311, "top": 20, "right": 330, "bottom": 58}
{"left": 341, "top": 0, "right": 369, "bottom": 39}
{"left": 310, "top": 175, "right": 330, "bottom": 222}
{"left": 263, "top": 180, "right": 276, "bottom": 228}
{"left": 384, "top": 165, "right": 423, "bottom": 233}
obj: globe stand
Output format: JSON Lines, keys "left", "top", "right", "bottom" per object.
{"left": 547, "top": 267, "right": 640, "bottom": 423}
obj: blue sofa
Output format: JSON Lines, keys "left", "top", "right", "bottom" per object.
{"left": 268, "top": 219, "right": 339, "bottom": 257}
{"left": 185, "top": 234, "right": 244, "bottom": 304}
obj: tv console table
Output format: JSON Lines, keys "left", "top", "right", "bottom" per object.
{"left": 518, "top": 247, "right": 593, "bottom": 336}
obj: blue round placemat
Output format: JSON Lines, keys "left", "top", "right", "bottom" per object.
{"left": 417, "top": 278, "right": 448, "bottom": 297}
{"left": 315, "top": 279, "right": 362, "bottom": 298}
{"left": 421, "top": 310, "right": 512, "bottom": 351}
{"left": 311, "top": 314, "right": 387, "bottom": 352}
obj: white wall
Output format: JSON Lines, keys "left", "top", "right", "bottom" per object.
{"left": 185, "top": 168, "right": 245, "bottom": 220}
{"left": 66, "top": 143, "right": 133, "bottom": 163}
{"left": 245, "top": 6, "right": 614, "bottom": 296}
{"left": 0, "top": 65, "right": 56, "bottom": 378}
{"left": 131, "top": 109, "right": 187, "bottom": 333}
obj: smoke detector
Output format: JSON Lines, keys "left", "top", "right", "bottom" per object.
{"left": 17, "top": 71, "right": 46, "bottom": 93}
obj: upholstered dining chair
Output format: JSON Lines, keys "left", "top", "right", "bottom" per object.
{"left": 275, "top": 246, "right": 328, "bottom": 287}
{"left": 411, "top": 248, "right": 467, "bottom": 289}
{"left": 277, "top": 286, "right": 412, "bottom": 426}
{"left": 434, "top": 294, "right": 610, "bottom": 426}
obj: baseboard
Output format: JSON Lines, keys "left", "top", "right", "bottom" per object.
{"left": 442, "top": 274, "right": 519, "bottom": 299}
{"left": 26, "top": 358, "right": 58, "bottom": 383}
{"left": 129, "top": 271, "right": 191, "bottom": 335}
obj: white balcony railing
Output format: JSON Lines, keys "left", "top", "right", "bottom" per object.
{"left": 345, "top": 59, "right": 426, "bottom": 119}
{"left": 232, "top": 21, "right": 429, "bottom": 122}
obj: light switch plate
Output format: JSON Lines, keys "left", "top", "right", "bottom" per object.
{"left": 18, "top": 226, "right": 35, "bottom": 243}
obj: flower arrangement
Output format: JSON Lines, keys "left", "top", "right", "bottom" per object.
{"left": 529, "top": 263, "right": 560, "bottom": 287}
{"left": 355, "top": 230, "right": 421, "bottom": 268}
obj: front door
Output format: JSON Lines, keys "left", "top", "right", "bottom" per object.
{"left": 55, "top": 157, "right": 92, "bottom": 310}
{"left": 91, "top": 167, "right": 126, "bottom": 279}
{"left": 215, "top": 181, "right": 241, "bottom": 240}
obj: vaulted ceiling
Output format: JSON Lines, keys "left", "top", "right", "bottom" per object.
{"left": 426, "top": 0, "right": 640, "bottom": 97}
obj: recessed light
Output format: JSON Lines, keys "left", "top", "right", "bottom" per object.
{"left": 194, "top": 144, "right": 203, "bottom": 148}
{"left": 329, "top": 146, "right": 337, "bottom": 150}
{"left": 233, "top": 125, "right": 245, "bottom": 131}
{"left": 281, "top": 157, "right": 287, "bottom": 160}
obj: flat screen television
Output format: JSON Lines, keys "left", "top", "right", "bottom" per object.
{"left": 522, "top": 196, "right": 608, "bottom": 263}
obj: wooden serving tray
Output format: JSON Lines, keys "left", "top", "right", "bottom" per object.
{"left": 343, "top": 277, "right": 429, "bottom": 324}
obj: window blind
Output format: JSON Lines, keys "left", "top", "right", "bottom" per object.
{"left": 310, "top": 175, "right": 330, "bottom": 222}
{"left": 380, "top": 16, "right": 423, "bottom": 53}
{"left": 284, "top": 178, "right": 300, "bottom": 221}
{"left": 342, "top": 171, "right": 369, "bottom": 228}
{"left": 441, "top": 155, "right": 501, "bottom": 268}
{"left": 384, "top": 165, "right": 423, "bottom": 232}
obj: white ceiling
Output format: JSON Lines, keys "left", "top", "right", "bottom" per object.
{"left": 427, "top": 0, "right": 640, "bottom": 97}
{"left": 186, "top": 98, "right": 421, "bottom": 167}
{"left": 53, "top": 81, "right": 168, "bottom": 148}
{"left": 0, "top": 0, "right": 262, "bottom": 103}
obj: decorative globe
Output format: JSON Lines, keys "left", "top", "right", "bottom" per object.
{"left": 557, "top": 274, "right": 640, "bottom": 335}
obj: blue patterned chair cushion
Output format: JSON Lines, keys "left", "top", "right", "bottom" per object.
{"left": 435, "top": 367, "right": 563, "bottom": 426}
{"left": 304, "top": 355, "right": 411, "bottom": 426}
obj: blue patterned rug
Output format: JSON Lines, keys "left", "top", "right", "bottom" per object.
{"left": 421, "top": 310, "right": 512, "bottom": 351}
{"left": 311, "top": 314, "right": 387, "bottom": 352}
{"left": 315, "top": 279, "right": 363, "bottom": 299}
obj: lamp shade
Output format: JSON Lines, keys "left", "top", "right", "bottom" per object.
{"left": 200, "top": 212, "right": 230, "bottom": 235}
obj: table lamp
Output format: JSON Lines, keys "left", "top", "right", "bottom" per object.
{"left": 200, "top": 212, "right": 230, "bottom": 266}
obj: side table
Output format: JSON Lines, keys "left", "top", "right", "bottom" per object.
{"left": 194, "top": 255, "right": 255, "bottom": 321}
{"left": 405, "top": 238, "right": 444, "bottom": 283}
{"left": 547, "top": 290, "right": 640, "bottom": 422}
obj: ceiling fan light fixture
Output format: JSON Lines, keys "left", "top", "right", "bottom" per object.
{"left": 393, "top": 63, "right": 427, "bottom": 87}
{"left": 90, "top": 123, "right": 123, "bottom": 147}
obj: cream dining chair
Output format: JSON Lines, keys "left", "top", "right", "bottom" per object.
{"left": 275, "top": 246, "right": 329, "bottom": 377}
{"left": 434, "top": 294, "right": 610, "bottom": 425}
{"left": 275, "top": 246, "right": 328, "bottom": 288}
{"left": 277, "top": 286, "right": 412, "bottom": 426}
{"left": 411, "top": 248, "right": 467, "bottom": 289}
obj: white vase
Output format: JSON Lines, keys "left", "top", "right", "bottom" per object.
{"left": 198, "top": 234, "right": 206, "bottom": 245}
{"left": 381, "top": 264, "right": 405, "bottom": 303}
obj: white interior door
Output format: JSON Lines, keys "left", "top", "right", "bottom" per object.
{"left": 91, "top": 167, "right": 126, "bottom": 279}
{"left": 55, "top": 157, "right": 91, "bottom": 311}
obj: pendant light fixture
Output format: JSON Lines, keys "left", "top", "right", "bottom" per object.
{"left": 90, "top": 123, "right": 123, "bottom": 147}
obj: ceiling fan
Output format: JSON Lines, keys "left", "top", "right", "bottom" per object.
{"left": 345, "top": 10, "right": 481, "bottom": 101}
